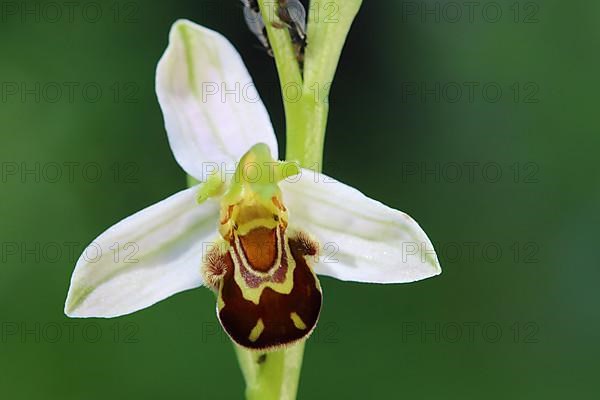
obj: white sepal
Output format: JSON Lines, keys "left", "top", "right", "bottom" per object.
{"left": 65, "top": 186, "right": 220, "bottom": 318}
{"left": 282, "top": 170, "right": 441, "bottom": 283}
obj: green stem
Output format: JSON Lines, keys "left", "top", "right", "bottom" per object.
{"left": 233, "top": 1, "right": 362, "bottom": 398}
{"left": 258, "top": 0, "right": 328, "bottom": 170}
{"left": 235, "top": 342, "right": 305, "bottom": 400}
{"left": 284, "top": 94, "right": 328, "bottom": 170}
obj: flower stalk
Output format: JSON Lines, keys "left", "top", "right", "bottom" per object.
{"left": 257, "top": 0, "right": 362, "bottom": 168}
{"left": 234, "top": 1, "right": 364, "bottom": 399}
{"left": 235, "top": 342, "right": 305, "bottom": 400}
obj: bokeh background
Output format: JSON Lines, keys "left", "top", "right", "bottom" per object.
{"left": 1, "top": 0, "right": 598, "bottom": 398}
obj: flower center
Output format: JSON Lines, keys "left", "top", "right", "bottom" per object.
{"left": 200, "top": 144, "right": 322, "bottom": 350}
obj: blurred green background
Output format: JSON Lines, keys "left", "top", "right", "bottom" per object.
{"left": 1, "top": 0, "right": 598, "bottom": 398}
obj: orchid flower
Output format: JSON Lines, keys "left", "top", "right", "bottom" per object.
{"left": 65, "top": 18, "right": 440, "bottom": 331}
{"left": 65, "top": 7, "right": 441, "bottom": 399}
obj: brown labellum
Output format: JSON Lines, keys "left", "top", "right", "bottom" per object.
{"left": 207, "top": 225, "right": 322, "bottom": 351}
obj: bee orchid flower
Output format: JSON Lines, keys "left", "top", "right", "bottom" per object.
{"left": 65, "top": 20, "right": 441, "bottom": 352}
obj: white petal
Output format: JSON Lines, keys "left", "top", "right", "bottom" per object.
{"left": 65, "top": 187, "right": 220, "bottom": 318}
{"left": 281, "top": 170, "right": 441, "bottom": 283}
{"left": 156, "top": 19, "right": 278, "bottom": 182}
